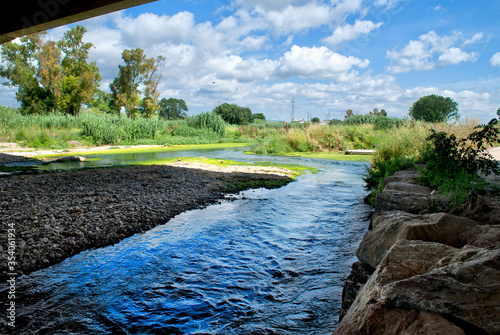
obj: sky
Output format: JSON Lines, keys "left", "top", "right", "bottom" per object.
{"left": 1, "top": 0, "right": 499, "bottom": 122}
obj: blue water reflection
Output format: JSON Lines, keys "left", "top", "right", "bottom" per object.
{"left": 4, "top": 152, "right": 371, "bottom": 334}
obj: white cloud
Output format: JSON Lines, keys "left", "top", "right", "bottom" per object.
{"left": 438, "top": 47, "right": 478, "bottom": 65}
{"left": 276, "top": 45, "right": 369, "bottom": 80}
{"left": 462, "top": 32, "right": 484, "bottom": 47}
{"left": 117, "top": 12, "right": 195, "bottom": 47}
{"left": 387, "top": 31, "right": 481, "bottom": 73}
{"left": 323, "top": 20, "right": 383, "bottom": 46}
{"left": 257, "top": 3, "right": 334, "bottom": 36}
{"left": 490, "top": 52, "right": 500, "bottom": 67}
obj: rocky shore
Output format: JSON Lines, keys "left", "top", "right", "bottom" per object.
{"left": 0, "top": 163, "right": 293, "bottom": 279}
{"left": 335, "top": 169, "right": 500, "bottom": 334}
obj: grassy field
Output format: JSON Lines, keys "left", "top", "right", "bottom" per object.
{"left": 3, "top": 105, "right": 498, "bottom": 208}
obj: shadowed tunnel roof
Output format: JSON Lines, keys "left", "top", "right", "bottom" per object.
{"left": 0, "top": 0, "right": 157, "bottom": 44}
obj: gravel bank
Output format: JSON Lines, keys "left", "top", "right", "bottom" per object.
{"left": 0, "top": 164, "right": 292, "bottom": 279}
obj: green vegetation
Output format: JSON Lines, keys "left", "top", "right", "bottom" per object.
{"left": 0, "top": 27, "right": 100, "bottom": 116}
{"left": 213, "top": 103, "right": 265, "bottom": 125}
{"left": 109, "top": 48, "right": 164, "bottom": 118}
{"left": 409, "top": 94, "right": 459, "bottom": 123}
{"left": 364, "top": 117, "right": 500, "bottom": 208}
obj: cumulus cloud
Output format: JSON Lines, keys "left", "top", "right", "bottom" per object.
{"left": 256, "top": 3, "right": 334, "bottom": 36}
{"left": 386, "top": 31, "right": 481, "bottom": 73}
{"left": 117, "top": 12, "right": 195, "bottom": 47}
{"left": 276, "top": 45, "right": 369, "bottom": 80}
{"left": 323, "top": 20, "right": 383, "bottom": 45}
{"left": 490, "top": 52, "right": 500, "bottom": 67}
{"left": 438, "top": 47, "right": 478, "bottom": 65}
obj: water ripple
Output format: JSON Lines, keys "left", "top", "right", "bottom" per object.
{"left": 1, "top": 157, "right": 371, "bottom": 334}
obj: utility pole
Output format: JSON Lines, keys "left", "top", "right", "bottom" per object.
{"left": 291, "top": 98, "right": 295, "bottom": 122}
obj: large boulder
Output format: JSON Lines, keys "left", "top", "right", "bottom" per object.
{"left": 375, "top": 169, "right": 452, "bottom": 213}
{"left": 357, "top": 211, "right": 478, "bottom": 268}
{"left": 336, "top": 240, "right": 500, "bottom": 334}
{"left": 339, "top": 262, "right": 374, "bottom": 321}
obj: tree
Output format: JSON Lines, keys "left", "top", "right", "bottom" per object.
{"left": 497, "top": 107, "right": 500, "bottom": 118}
{"left": 213, "top": 103, "right": 253, "bottom": 125}
{"left": 253, "top": 113, "right": 266, "bottom": 121}
{"left": 409, "top": 94, "right": 459, "bottom": 122}
{"left": 0, "top": 26, "right": 100, "bottom": 115}
{"left": 369, "top": 108, "right": 387, "bottom": 117}
{"left": 37, "top": 40, "right": 62, "bottom": 114}
{"left": 1, "top": 33, "right": 47, "bottom": 114}
{"left": 345, "top": 109, "right": 354, "bottom": 118}
{"left": 57, "top": 26, "right": 101, "bottom": 115}
{"left": 110, "top": 49, "right": 164, "bottom": 118}
{"left": 140, "top": 55, "right": 165, "bottom": 118}
{"left": 311, "top": 117, "right": 320, "bottom": 123}
{"left": 158, "top": 98, "right": 188, "bottom": 119}
{"left": 88, "top": 90, "right": 117, "bottom": 114}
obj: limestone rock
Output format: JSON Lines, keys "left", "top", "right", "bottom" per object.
{"left": 337, "top": 240, "right": 500, "bottom": 334}
{"left": 382, "top": 169, "right": 421, "bottom": 189}
{"left": 375, "top": 192, "right": 430, "bottom": 214}
{"left": 357, "top": 211, "right": 478, "bottom": 268}
{"left": 43, "top": 156, "right": 86, "bottom": 164}
{"left": 335, "top": 305, "right": 465, "bottom": 335}
{"left": 339, "top": 262, "right": 374, "bottom": 321}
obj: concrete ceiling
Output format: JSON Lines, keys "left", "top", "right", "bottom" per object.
{"left": 0, "top": 0, "right": 158, "bottom": 44}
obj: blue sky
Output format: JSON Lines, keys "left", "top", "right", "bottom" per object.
{"left": 1, "top": 0, "right": 499, "bottom": 122}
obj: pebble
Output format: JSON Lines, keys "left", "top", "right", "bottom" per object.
{"left": 0, "top": 164, "right": 291, "bottom": 279}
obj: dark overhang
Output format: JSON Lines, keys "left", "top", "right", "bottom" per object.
{"left": 0, "top": 0, "right": 158, "bottom": 44}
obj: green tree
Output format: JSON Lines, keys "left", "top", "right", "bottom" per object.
{"left": 311, "top": 117, "right": 320, "bottom": 123}
{"left": 370, "top": 108, "right": 387, "bottom": 117}
{"left": 158, "top": 98, "right": 188, "bottom": 119}
{"left": 140, "top": 55, "right": 165, "bottom": 118}
{"left": 88, "top": 90, "right": 117, "bottom": 114}
{"left": 37, "top": 40, "right": 62, "bottom": 114}
{"left": 497, "top": 107, "right": 500, "bottom": 118}
{"left": 110, "top": 49, "right": 163, "bottom": 118}
{"left": 0, "top": 33, "right": 47, "bottom": 114}
{"left": 409, "top": 94, "right": 459, "bottom": 122}
{"left": 0, "top": 27, "right": 100, "bottom": 115}
{"left": 253, "top": 113, "right": 266, "bottom": 121}
{"left": 213, "top": 103, "right": 253, "bottom": 125}
{"left": 57, "top": 26, "right": 101, "bottom": 115}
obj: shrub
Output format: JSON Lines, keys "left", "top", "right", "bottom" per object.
{"left": 188, "top": 111, "right": 226, "bottom": 137}
{"left": 420, "top": 118, "right": 500, "bottom": 204}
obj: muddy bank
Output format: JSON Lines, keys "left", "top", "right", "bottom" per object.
{"left": 0, "top": 164, "right": 293, "bottom": 279}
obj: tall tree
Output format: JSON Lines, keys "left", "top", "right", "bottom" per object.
{"left": 158, "top": 98, "right": 188, "bottom": 119}
{"left": 57, "top": 26, "right": 101, "bottom": 115}
{"left": 409, "top": 94, "right": 459, "bottom": 122}
{"left": 140, "top": 56, "right": 165, "bottom": 118}
{"left": 110, "top": 49, "right": 164, "bottom": 118}
{"left": 38, "top": 40, "right": 62, "bottom": 114}
{"left": 0, "top": 33, "right": 47, "bottom": 114}
{"left": 0, "top": 26, "right": 100, "bottom": 115}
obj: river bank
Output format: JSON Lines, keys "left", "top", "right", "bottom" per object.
{"left": 335, "top": 168, "right": 500, "bottom": 334}
{"left": 0, "top": 163, "right": 293, "bottom": 280}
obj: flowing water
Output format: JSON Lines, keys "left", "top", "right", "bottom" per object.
{"left": 2, "top": 150, "right": 371, "bottom": 334}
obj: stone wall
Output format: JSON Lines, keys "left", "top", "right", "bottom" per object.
{"left": 335, "top": 169, "right": 500, "bottom": 335}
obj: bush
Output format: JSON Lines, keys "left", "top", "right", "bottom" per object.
{"left": 188, "top": 112, "right": 226, "bottom": 137}
{"left": 213, "top": 103, "right": 253, "bottom": 125}
{"left": 419, "top": 118, "right": 500, "bottom": 204}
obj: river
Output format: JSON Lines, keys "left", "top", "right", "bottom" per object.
{"left": 2, "top": 149, "right": 371, "bottom": 334}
